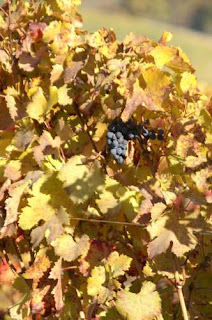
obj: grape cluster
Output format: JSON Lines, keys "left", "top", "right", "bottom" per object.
{"left": 107, "top": 118, "right": 165, "bottom": 164}
{"left": 138, "top": 125, "right": 164, "bottom": 141}
{"left": 107, "top": 119, "right": 139, "bottom": 164}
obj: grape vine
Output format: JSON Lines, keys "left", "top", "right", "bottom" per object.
{"left": 0, "top": 1, "right": 211, "bottom": 319}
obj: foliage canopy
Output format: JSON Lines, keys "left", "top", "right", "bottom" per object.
{"left": 0, "top": 0, "right": 212, "bottom": 319}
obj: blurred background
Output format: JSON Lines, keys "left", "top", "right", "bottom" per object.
{"left": 81, "top": 0, "right": 212, "bottom": 86}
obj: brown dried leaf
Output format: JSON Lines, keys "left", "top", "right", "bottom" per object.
{"left": 49, "top": 258, "right": 64, "bottom": 314}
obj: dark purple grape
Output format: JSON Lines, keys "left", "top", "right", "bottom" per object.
{"left": 107, "top": 131, "right": 114, "bottom": 139}
{"left": 117, "top": 148, "right": 122, "bottom": 155}
{"left": 107, "top": 139, "right": 112, "bottom": 145}
{"left": 123, "top": 140, "right": 128, "bottom": 145}
{"left": 158, "top": 129, "right": 164, "bottom": 135}
{"left": 118, "top": 136, "right": 124, "bottom": 143}
{"left": 142, "top": 128, "right": 149, "bottom": 137}
{"left": 122, "top": 149, "right": 126, "bottom": 156}
{"left": 149, "top": 131, "right": 156, "bottom": 140}
{"left": 157, "top": 135, "right": 164, "bottom": 141}
{"left": 121, "top": 127, "right": 128, "bottom": 134}
{"left": 111, "top": 148, "right": 117, "bottom": 156}
{"left": 113, "top": 140, "right": 118, "bottom": 147}
{"left": 128, "top": 132, "right": 135, "bottom": 139}
{"left": 117, "top": 156, "right": 124, "bottom": 164}
{"left": 116, "top": 132, "right": 123, "bottom": 139}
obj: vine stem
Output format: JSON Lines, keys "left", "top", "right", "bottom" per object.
{"left": 173, "top": 254, "right": 189, "bottom": 320}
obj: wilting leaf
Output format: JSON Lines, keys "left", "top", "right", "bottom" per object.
{"left": 64, "top": 60, "right": 84, "bottom": 83}
{"left": 49, "top": 258, "right": 64, "bottom": 314}
{"left": 23, "top": 254, "right": 51, "bottom": 285}
{"left": 4, "top": 179, "right": 29, "bottom": 226}
{"left": 4, "top": 86, "right": 19, "bottom": 120}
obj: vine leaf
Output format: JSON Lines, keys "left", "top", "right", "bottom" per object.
{"left": 18, "top": 174, "right": 71, "bottom": 230}
{"left": 4, "top": 179, "right": 29, "bottom": 227}
{"left": 87, "top": 265, "right": 109, "bottom": 303}
{"left": 26, "top": 86, "right": 58, "bottom": 122}
{"left": 31, "top": 207, "right": 70, "bottom": 248}
{"left": 147, "top": 212, "right": 207, "bottom": 259}
{"left": 4, "top": 160, "right": 22, "bottom": 181}
{"left": 49, "top": 258, "right": 64, "bottom": 315}
{"left": 4, "top": 86, "right": 19, "bottom": 120}
{"left": 116, "top": 281, "right": 161, "bottom": 320}
{"left": 33, "top": 130, "right": 62, "bottom": 165}
{"left": 58, "top": 155, "right": 104, "bottom": 204}
{"left": 105, "top": 251, "right": 132, "bottom": 278}
{"left": 51, "top": 233, "right": 90, "bottom": 262}
{"left": 23, "top": 254, "right": 51, "bottom": 288}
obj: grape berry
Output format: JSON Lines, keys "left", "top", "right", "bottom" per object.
{"left": 107, "top": 119, "right": 165, "bottom": 164}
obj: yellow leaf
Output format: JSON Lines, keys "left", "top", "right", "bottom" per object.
{"left": 51, "top": 64, "right": 63, "bottom": 84}
{"left": 96, "top": 191, "right": 120, "bottom": 215}
{"left": 58, "top": 84, "right": 73, "bottom": 106}
{"left": 19, "top": 192, "right": 55, "bottom": 230}
{"left": 159, "top": 31, "right": 173, "bottom": 44}
{"left": 26, "top": 87, "right": 47, "bottom": 121}
{"left": 52, "top": 233, "right": 90, "bottom": 262}
{"left": 150, "top": 45, "right": 175, "bottom": 68}
{"left": 58, "top": 155, "right": 104, "bottom": 204}
{"left": 180, "top": 72, "right": 197, "bottom": 94}
{"left": 93, "top": 123, "right": 107, "bottom": 142}
{"left": 150, "top": 202, "right": 166, "bottom": 221}
{"left": 105, "top": 251, "right": 132, "bottom": 278}
{"left": 87, "top": 266, "right": 109, "bottom": 303}
{"left": 116, "top": 281, "right": 161, "bottom": 320}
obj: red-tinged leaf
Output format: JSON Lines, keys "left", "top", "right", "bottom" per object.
{"left": 31, "top": 285, "right": 50, "bottom": 315}
{"left": 64, "top": 60, "right": 84, "bottom": 83}
{"left": 24, "top": 255, "right": 51, "bottom": 285}
{"left": 29, "top": 22, "right": 46, "bottom": 41}
{"left": 121, "top": 87, "right": 147, "bottom": 122}
{"left": 18, "top": 47, "right": 47, "bottom": 72}
{"left": 0, "top": 258, "right": 17, "bottom": 284}
{"left": 49, "top": 258, "right": 64, "bottom": 315}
